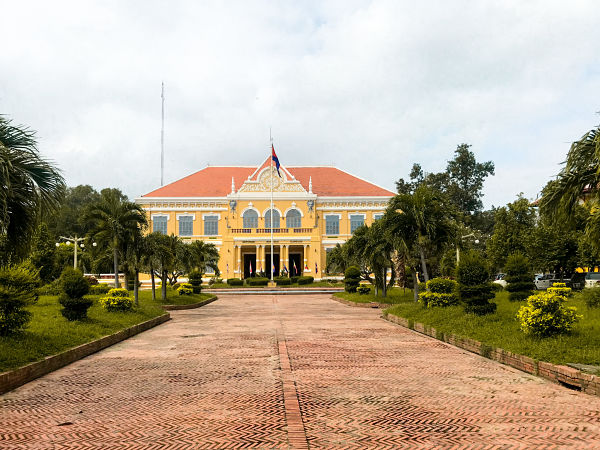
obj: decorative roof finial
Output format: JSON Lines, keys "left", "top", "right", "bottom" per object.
{"left": 308, "top": 176, "right": 313, "bottom": 194}
{"left": 231, "top": 177, "right": 235, "bottom": 194}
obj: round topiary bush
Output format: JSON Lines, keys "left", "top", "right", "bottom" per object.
{"left": 59, "top": 267, "right": 92, "bottom": 321}
{"left": 177, "top": 283, "right": 193, "bottom": 295}
{"left": 456, "top": 251, "right": 496, "bottom": 315}
{"left": 516, "top": 290, "right": 581, "bottom": 336}
{"left": 344, "top": 266, "right": 361, "bottom": 293}
{"left": 418, "top": 277, "right": 458, "bottom": 307}
{"left": 504, "top": 252, "right": 534, "bottom": 301}
{"left": 100, "top": 288, "right": 134, "bottom": 312}
{"left": 89, "top": 284, "right": 111, "bottom": 295}
{"left": 357, "top": 285, "right": 371, "bottom": 295}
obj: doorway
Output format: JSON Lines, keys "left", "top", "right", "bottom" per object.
{"left": 289, "top": 253, "right": 302, "bottom": 276}
{"left": 243, "top": 254, "right": 256, "bottom": 279}
{"left": 265, "top": 253, "right": 280, "bottom": 277}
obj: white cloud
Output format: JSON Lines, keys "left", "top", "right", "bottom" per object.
{"left": 1, "top": 0, "right": 599, "bottom": 207}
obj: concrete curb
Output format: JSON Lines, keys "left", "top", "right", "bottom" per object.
{"left": 162, "top": 295, "right": 218, "bottom": 311}
{"left": 382, "top": 311, "right": 600, "bottom": 397}
{"left": 0, "top": 313, "right": 171, "bottom": 395}
{"left": 331, "top": 296, "right": 385, "bottom": 308}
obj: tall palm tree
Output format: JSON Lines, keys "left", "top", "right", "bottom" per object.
{"left": 0, "top": 116, "right": 65, "bottom": 260}
{"left": 186, "top": 240, "right": 220, "bottom": 274}
{"left": 85, "top": 190, "right": 147, "bottom": 288}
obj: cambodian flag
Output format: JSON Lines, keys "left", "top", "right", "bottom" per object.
{"left": 315, "top": 262, "right": 318, "bottom": 274}
{"left": 249, "top": 261, "right": 253, "bottom": 275}
{"left": 271, "top": 144, "right": 281, "bottom": 177}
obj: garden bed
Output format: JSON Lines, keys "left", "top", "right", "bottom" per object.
{"left": 0, "top": 289, "right": 205, "bottom": 373}
{"left": 333, "top": 287, "right": 415, "bottom": 305}
{"left": 383, "top": 290, "right": 600, "bottom": 366}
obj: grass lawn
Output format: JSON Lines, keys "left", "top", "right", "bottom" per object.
{"left": 334, "top": 287, "right": 415, "bottom": 304}
{"left": 0, "top": 289, "right": 212, "bottom": 372}
{"left": 383, "top": 290, "right": 600, "bottom": 366}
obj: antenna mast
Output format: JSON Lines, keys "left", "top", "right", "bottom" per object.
{"left": 161, "top": 82, "right": 165, "bottom": 186}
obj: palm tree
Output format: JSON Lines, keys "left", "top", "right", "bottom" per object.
{"left": 141, "top": 232, "right": 163, "bottom": 301}
{"left": 84, "top": 190, "right": 147, "bottom": 288}
{"left": 386, "top": 184, "right": 455, "bottom": 283}
{"left": 186, "top": 240, "right": 219, "bottom": 274}
{"left": 0, "top": 116, "right": 65, "bottom": 260}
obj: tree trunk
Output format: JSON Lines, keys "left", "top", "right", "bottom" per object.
{"left": 382, "top": 267, "right": 387, "bottom": 298}
{"left": 113, "top": 248, "right": 119, "bottom": 288}
{"left": 412, "top": 271, "right": 419, "bottom": 302}
{"left": 418, "top": 246, "right": 429, "bottom": 283}
{"left": 134, "top": 267, "right": 139, "bottom": 306}
{"left": 161, "top": 269, "right": 167, "bottom": 301}
{"left": 150, "top": 263, "right": 156, "bottom": 301}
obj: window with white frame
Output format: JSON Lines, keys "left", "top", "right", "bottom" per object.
{"left": 373, "top": 213, "right": 384, "bottom": 221}
{"left": 178, "top": 216, "right": 193, "bottom": 236}
{"left": 243, "top": 209, "right": 258, "bottom": 228}
{"left": 204, "top": 216, "right": 219, "bottom": 235}
{"left": 205, "top": 265, "right": 215, "bottom": 274}
{"left": 153, "top": 216, "right": 167, "bottom": 234}
{"left": 286, "top": 209, "right": 301, "bottom": 228}
{"left": 350, "top": 214, "right": 365, "bottom": 233}
{"left": 325, "top": 215, "right": 339, "bottom": 235}
{"left": 264, "top": 209, "right": 280, "bottom": 228}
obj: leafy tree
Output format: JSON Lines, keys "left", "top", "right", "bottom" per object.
{"left": 0, "top": 116, "right": 65, "bottom": 260}
{"left": 45, "top": 185, "right": 101, "bottom": 238}
{"left": 186, "top": 240, "right": 219, "bottom": 275}
{"left": 84, "top": 190, "right": 147, "bottom": 288}
{"left": 487, "top": 195, "right": 536, "bottom": 270}
{"left": 29, "top": 223, "right": 57, "bottom": 283}
{"left": 326, "top": 244, "right": 348, "bottom": 274}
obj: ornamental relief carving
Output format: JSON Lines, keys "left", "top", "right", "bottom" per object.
{"left": 237, "top": 167, "right": 307, "bottom": 193}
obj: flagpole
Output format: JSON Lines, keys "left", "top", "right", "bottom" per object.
{"left": 270, "top": 130, "right": 274, "bottom": 282}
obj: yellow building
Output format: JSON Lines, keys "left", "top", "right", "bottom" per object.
{"left": 136, "top": 157, "right": 394, "bottom": 279}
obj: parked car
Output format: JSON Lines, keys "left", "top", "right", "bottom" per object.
{"left": 571, "top": 272, "right": 600, "bottom": 290}
{"left": 493, "top": 273, "right": 507, "bottom": 288}
{"left": 534, "top": 273, "right": 571, "bottom": 290}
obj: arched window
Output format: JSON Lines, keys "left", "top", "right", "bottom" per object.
{"left": 264, "top": 209, "right": 280, "bottom": 228}
{"left": 243, "top": 209, "right": 258, "bottom": 228}
{"left": 286, "top": 209, "right": 301, "bottom": 228}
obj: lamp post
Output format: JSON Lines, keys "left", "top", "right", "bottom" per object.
{"left": 456, "top": 233, "right": 479, "bottom": 264}
{"left": 56, "top": 236, "right": 97, "bottom": 269}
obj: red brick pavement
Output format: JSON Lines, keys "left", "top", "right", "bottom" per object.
{"left": 1, "top": 294, "right": 600, "bottom": 448}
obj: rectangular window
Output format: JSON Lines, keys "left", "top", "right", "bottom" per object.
{"left": 179, "top": 216, "right": 193, "bottom": 236}
{"left": 205, "top": 266, "right": 215, "bottom": 274}
{"left": 373, "top": 213, "right": 383, "bottom": 221}
{"left": 325, "top": 215, "right": 339, "bottom": 235}
{"left": 204, "top": 215, "right": 219, "bottom": 236}
{"left": 153, "top": 216, "right": 167, "bottom": 235}
{"left": 350, "top": 215, "right": 364, "bottom": 233}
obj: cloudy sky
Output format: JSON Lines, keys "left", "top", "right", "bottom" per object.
{"left": 2, "top": 0, "right": 599, "bottom": 208}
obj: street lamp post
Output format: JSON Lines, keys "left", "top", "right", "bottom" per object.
{"left": 56, "top": 236, "right": 97, "bottom": 269}
{"left": 456, "top": 233, "right": 480, "bottom": 264}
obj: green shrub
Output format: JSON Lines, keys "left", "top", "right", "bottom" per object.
{"left": 548, "top": 282, "right": 572, "bottom": 298}
{"left": 37, "top": 279, "right": 62, "bottom": 296}
{"left": 0, "top": 265, "right": 40, "bottom": 335}
{"left": 177, "top": 283, "right": 193, "bottom": 295}
{"left": 418, "top": 291, "right": 459, "bottom": 308}
{"left": 58, "top": 268, "right": 92, "bottom": 321}
{"left": 490, "top": 282, "right": 504, "bottom": 292}
{"left": 227, "top": 278, "right": 243, "bottom": 286}
{"left": 504, "top": 253, "right": 534, "bottom": 301}
{"left": 516, "top": 291, "right": 581, "bottom": 336}
{"left": 344, "top": 266, "right": 361, "bottom": 292}
{"left": 456, "top": 251, "right": 496, "bottom": 315}
{"left": 89, "top": 284, "right": 111, "bottom": 295}
{"left": 60, "top": 267, "right": 90, "bottom": 298}
{"left": 426, "top": 277, "right": 457, "bottom": 294}
{"left": 275, "top": 276, "right": 291, "bottom": 286}
{"left": 417, "top": 282, "right": 427, "bottom": 293}
{"left": 84, "top": 275, "right": 99, "bottom": 286}
{"left": 188, "top": 270, "right": 203, "bottom": 293}
{"left": 357, "top": 285, "right": 371, "bottom": 295}
{"left": 298, "top": 276, "right": 314, "bottom": 285}
{"left": 100, "top": 289, "right": 133, "bottom": 312}
{"left": 246, "top": 277, "right": 269, "bottom": 286}
{"left": 581, "top": 288, "right": 600, "bottom": 308}
{"left": 290, "top": 276, "right": 300, "bottom": 284}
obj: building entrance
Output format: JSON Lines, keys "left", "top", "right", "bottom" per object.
{"left": 289, "top": 253, "right": 302, "bottom": 276}
{"left": 265, "top": 253, "right": 280, "bottom": 277}
{"left": 243, "top": 254, "right": 256, "bottom": 279}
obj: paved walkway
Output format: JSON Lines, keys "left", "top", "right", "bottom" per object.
{"left": 2, "top": 294, "right": 600, "bottom": 448}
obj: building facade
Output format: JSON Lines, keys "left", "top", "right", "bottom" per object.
{"left": 136, "top": 157, "right": 394, "bottom": 279}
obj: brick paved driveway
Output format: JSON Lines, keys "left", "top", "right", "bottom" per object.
{"left": 2, "top": 294, "right": 600, "bottom": 448}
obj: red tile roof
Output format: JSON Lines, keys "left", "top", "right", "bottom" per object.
{"left": 142, "top": 165, "right": 394, "bottom": 198}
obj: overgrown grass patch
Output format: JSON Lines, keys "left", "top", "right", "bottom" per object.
{"left": 335, "top": 287, "right": 415, "bottom": 304}
{"left": 0, "top": 289, "right": 209, "bottom": 372}
{"left": 384, "top": 290, "right": 600, "bottom": 365}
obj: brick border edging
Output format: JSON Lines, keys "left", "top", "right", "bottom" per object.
{"left": 331, "top": 295, "right": 384, "bottom": 309}
{"left": 382, "top": 312, "right": 600, "bottom": 397}
{"left": 161, "top": 295, "right": 218, "bottom": 310}
{"left": 0, "top": 313, "right": 171, "bottom": 395}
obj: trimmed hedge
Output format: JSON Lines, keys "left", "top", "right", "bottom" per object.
{"left": 246, "top": 277, "right": 269, "bottom": 286}
{"left": 298, "top": 276, "right": 314, "bottom": 285}
{"left": 89, "top": 284, "right": 111, "bottom": 295}
{"left": 227, "top": 278, "right": 243, "bottom": 286}
{"left": 357, "top": 285, "right": 371, "bottom": 295}
{"left": 188, "top": 270, "right": 203, "bottom": 294}
{"left": 418, "top": 277, "right": 458, "bottom": 307}
{"left": 456, "top": 251, "right": 496, "bottom": 315}
{"left": 344, "top": 266, "right": 361, "bottom": 293}
{"left": 504, "top": 252, "right": 534, "bottom": 302}
{"left": 59, "top": 268, "right": 92, "bottom": 321}
{"left": 517, "top": 290, "right": 581, "bottom": 336}
{"left": 275, "top": 276, "right": 292, "bottom": 286}
{"left": 100, "top": 288, "right": 134, "bottom": 312}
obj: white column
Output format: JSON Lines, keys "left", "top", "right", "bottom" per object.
{"left": 303, "top": 244, "right": 309, "bottom": 273}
